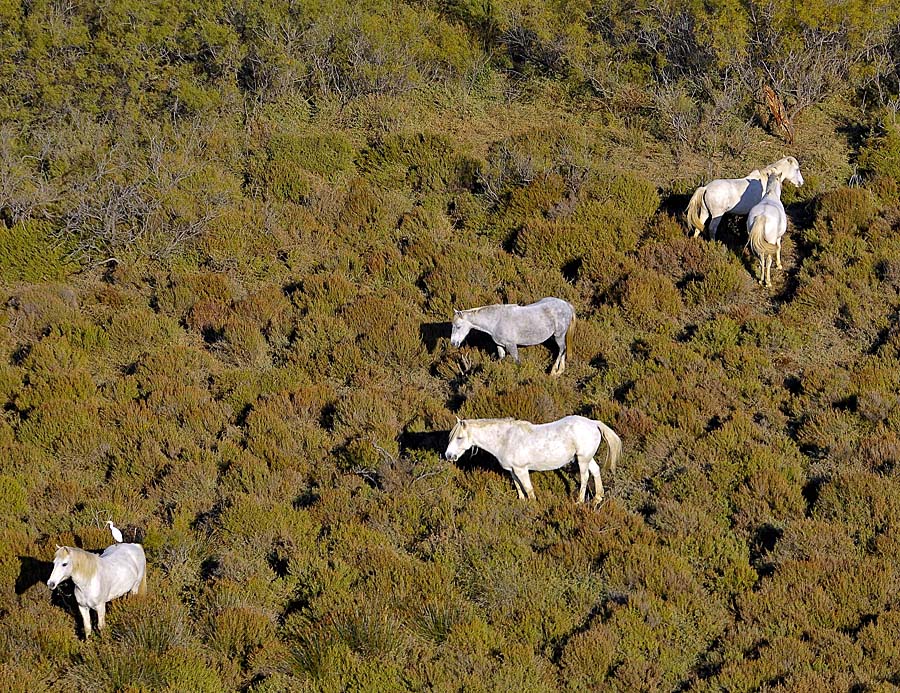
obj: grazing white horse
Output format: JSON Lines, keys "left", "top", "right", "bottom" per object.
{"left": 47, "top": 543, "right": 147, "bottom": 638}
{"left": 747, "top": 173, "right": 787, "bottom": 287}
{"left": 444, "top": 416, "right": 622, "bottom": 505}
{"left": 686, "top": 156, "right": 803, "bottom": 240}
{"left": 450, "top": 297, "right": 576, "bottom": 375}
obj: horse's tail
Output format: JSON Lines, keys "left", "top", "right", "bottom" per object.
{"left": 137, "top": 571, "right": 147, "bottom": 596}
{"left": 594, "top": 420, "right": 622, "bottom": 474}
{"left": 748, "top": 214, "right": 777, "bottom": 259}
{"left": 565, "top": 310, "right": 576, "bottom": 359}
{"left": 686, "top": 186, "right": 708, "bottom": 237}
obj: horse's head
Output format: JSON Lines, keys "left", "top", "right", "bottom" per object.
{"left": 445, "top": 418, "right": 473, "bottom": 462}
{"left": 450, "top": 311, "right": 472, "bottom": 348}
{"left": 47, "top": 546, "right": 73, "bottom": 590}
{"left": 779, "top": 157, "right": 804, "bottom": 187}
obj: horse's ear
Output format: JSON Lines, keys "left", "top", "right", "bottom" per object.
{"left": 55, "top": 544, "right": 60, "bottom": 550}
{"left": 453, "top": 309, "right": 461, "bottom": 317}
{"left": 455, "top": 415, "right": 461, "bottom": 424}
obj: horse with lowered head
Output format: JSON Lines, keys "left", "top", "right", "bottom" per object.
{"left": 686, "top": 156, "right": 803, "bottom": 240}
{"left": 747, "top": 172, "right": 788, "bottom": 287}
{"left": 450, "top": 297, "right": 575, "bottom": 375}
{"left": 47, "top": 539, "right": 146, "bottom": 638}
{"left": 444, "top": 415, "right": 622, "bottom": 505}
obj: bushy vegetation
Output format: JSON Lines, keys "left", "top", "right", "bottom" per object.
{"left": 2, "top": 0, "right": 900, "bottom": 690}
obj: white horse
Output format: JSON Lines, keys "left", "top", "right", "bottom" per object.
{"left": 444, "top": 415, "right": 622, "bottom": 505}
{"left": 747, "top": 173, "right": 787, "bottom": 287}
{"left": 47, "top": 542, "right": 147, "bottom": 638}
{"left": 450, "top": 297, "right": 576, "bottom": 375}
{"left": 686, "top": 156, "right": 803, "bottom": 240}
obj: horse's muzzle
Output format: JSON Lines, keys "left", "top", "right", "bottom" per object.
{"left": 47, "top": 580, "right": 57, "bottom": 590}
{"left": 445, "top": 452, "right": 458, "bottom": 462}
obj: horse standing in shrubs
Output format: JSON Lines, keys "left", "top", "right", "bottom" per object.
{"left": 47, "top": 525, "right": 147, "bottom": 638}
{"left": 747, "top": 173, "right": 788, "bottom": 287}
{"left": 444, "top": 416, "right": 622, "bottom": 505}
{"left": 450, "top": 297, "right": 575, "bottom": 376}
{"left": 686, "top": 156, "right": 803, "bottom": 240}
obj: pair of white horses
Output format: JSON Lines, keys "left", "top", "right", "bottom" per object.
{"left": 447, "top": 300, "right": 621, "bottom": 505}
{"left": 687, "top": 156, "right": 803, "bottom": 285}
{"left": 47, "top": 522, "right": 146, "bottom": 638}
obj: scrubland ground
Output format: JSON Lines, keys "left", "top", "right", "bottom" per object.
{"left": 2, "top": 1, "right": 900, "bottom": 691}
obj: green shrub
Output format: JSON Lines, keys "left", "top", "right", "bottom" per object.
{"left": 206, "top": 606, "right": 278, "bottom": 666}
{"left": 611, "top": 267, "right": 683, "bottom": 332}
{"left": 811, "top": 472, "right": 900, "bottom": 551}
{"left": 859, "top": 121, "right": 900, "bottom": 182}
{"left": 460, "top": 380, "right": 578, "bottom": 423}
{"left": 0, "top": 220, "right": 75, "bottom": 281}
{"left": 814, "top": 186, "right": 878, "bottom": 232}
{"left": 360, "top": 131, "right": 478, "bottom": 193}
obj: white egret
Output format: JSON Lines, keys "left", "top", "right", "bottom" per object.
{"left": 106, "top": 520, "right": 124, "bottom": 543}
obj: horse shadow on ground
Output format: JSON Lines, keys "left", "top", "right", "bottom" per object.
{"left": 420, "top": 322, "right": 450, "bottom": 352}
{"left": 15, "top": 555, "right": 53, "bottom": 595}
{"left": 17, "top": 555, "right": 85, "bottom": 636}
{"left": 400, "top": 429, "right": 497, "bottom": 477}
{"left": 399, "top": 429, "right": 451, "bottom": 457}
{"left": 420, "top": 321, "right": 500, "bottom": 358}
{"left": 659, "top": 192, "right": 691, "bottom": 219}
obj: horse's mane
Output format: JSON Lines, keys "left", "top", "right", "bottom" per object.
{"left": 760, "top": 157, "right": 794, "bottom": 176}
{"left": 60, "top": 546, "right": 99, "bottom": 581}
{"left": 461, "top": 304, "right": 519, "bottom": 316}
{"left": 460, "top": 417, "right": 529, "bottom": 430}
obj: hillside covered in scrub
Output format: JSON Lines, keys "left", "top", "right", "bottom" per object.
{"left": 2, "top": 0, "right": 900, "bottom": 690}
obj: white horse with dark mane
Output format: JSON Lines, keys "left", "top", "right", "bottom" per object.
{"left": 747, "top": 173, "right": 787, "bottom": 287}
{"left": 47, "top": 532, "right": 147, "bottom": 638}
{"left": 444, "top": 415, "right": 622, "bottom": 505}
{"left": 686, "top": 156, "right": 803, "bottom": 240}
{"left": 450, "top": 297, "right": 575, "bottom": 375}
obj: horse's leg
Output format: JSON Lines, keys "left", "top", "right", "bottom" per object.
{"left": 131, "top": 572, "right": 146, "bottom": 596}
{"left": 576, "top": 456, "right": 590, "bottom": 503}
{"left": 506, "top": 343, "right": 520, "bottom": 363}
{"left": 496, "top": 344, "right": 506, "bottom": 360}
{"left": 551, "top": 334, "right": 566, "bottom": 376}
{"left": 588, "top": 458, "right": 604, "bottom": 505}
{"left": 512, "top": 467, "right": 535, "bottom": 499}
{"left": 78, "top": 604, "right": 92, "bottom": 638}
{"left": 776, "top": 239, "right": 783, "bottom": 269}
{"left": 509, "top": 470, "right": 526, "bottom": 499}
{"left": 709, "top": 215, "right": 723, "bottom": 241}
{"left": 96, "top": 601, "right": 107, "bottom": 631}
